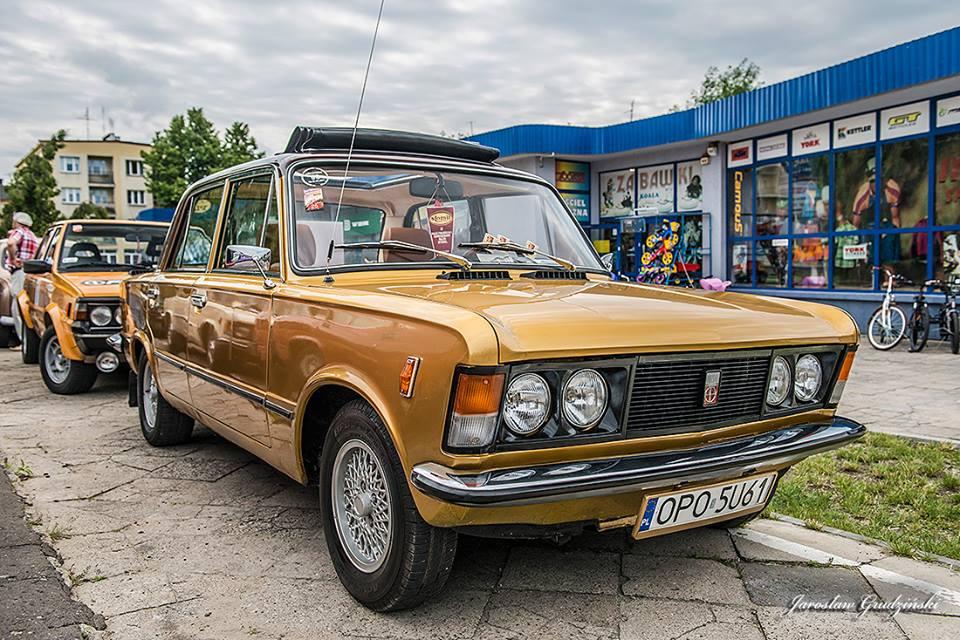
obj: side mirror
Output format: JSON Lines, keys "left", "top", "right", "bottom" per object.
{"left": 22, "top": 259, "right": 51, "bottom": 274}
{"left": 224, "top": 245, "right": 276, "bottom": 289}
{"left": 600, "top": 253, "right": 614, "bottom": 271}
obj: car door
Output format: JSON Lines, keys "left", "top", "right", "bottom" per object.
{"left": 141, "top": 183, "right": 224, "bottom": 402}
{"left": 187, "top": 172, "right": 279, "bottom": 446}
{"left": 24, "top": 225, "right": 62, "bottom": 331}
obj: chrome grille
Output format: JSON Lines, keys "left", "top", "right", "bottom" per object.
{"left": 625, "top": 353, "right": 770, "bottom": 435}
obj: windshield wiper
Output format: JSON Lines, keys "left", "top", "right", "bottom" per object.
{"left": 459, "top": 241, "right": 577, "bottom": 271}
{"left": 334, "top": 240, "right": 473, "bottom": 271}
{"left": 60, "top": 261, "right": 127, "bottom": 271}
{"left": 128, "top": 262, "right": 156, "bottom": 275}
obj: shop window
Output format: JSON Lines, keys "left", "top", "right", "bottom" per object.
{"left": 755, "top": 240, "right": 787, "bottom": 287}
{"left": 727, "top": 168, "right": 753, "bottom": 237}
{"left": 935, "top": 132, "right": 960, "bottom": 226}
{"left": 731, "top": 242, "right": 750, "bottom": 284}
{"left": 835, "top": 147, "right": 875, "bottom": 230}
{"left": 938, "top": 231, "right": 960, "bottom": 282}
{"left": 882, "top": 138, "right": 929, "bottom": 230}
{"left": 755, "top": 162, "right": 789, "bottom": 236}
{"left": 792, "top": 237, "right": 828, "bottom": 288}
{"left": 832, "top": 234, "right": 874, "bottom": 289}
{"left": 879, "top": 231, "right": 928, "bottom": 285}
{"left": 792, "top": 156, "right": 829, "bottom": 234}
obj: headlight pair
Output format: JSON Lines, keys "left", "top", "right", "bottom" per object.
{"left": 75, "top": 301, "right": 120, "bottom": 328}
{"left": 765, "top": 351, "right": 833, "bottom": 410}
{"left": 503, "top": 369, "right": 607, "bottom": 436}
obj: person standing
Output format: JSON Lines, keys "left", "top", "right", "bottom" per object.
{"left": 5, "top": 212, "right": 39, "bottom": 272}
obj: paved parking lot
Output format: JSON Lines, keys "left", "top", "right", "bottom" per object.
{"left": 1, "top": 346, "right": 958, "bottom": 639}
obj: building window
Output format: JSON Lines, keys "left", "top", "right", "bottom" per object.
{"left": 90, "top": 188, "right": 113, "bottom": 205}
{"left": 935, "top": 132, "right": 960, "bottom": 226}
{"left": 127, "top": 190, "right": 146, "bottom": 206}
{"left": 755, "top": 162, "right": 789, "bottom": 236}
{"left": 835, "top": 147, "right": 875, "bottom": 230}
{"left": 881, "top": 231, "right": 928, "bottom": 284}
{"left": 882, "top": 138, "right": 929, "bottom": 230}
{"left": 60, "top": 156, "right": 80, "bottom": 174}
{"left": 88, "top": 158, "right": 111, "bottom": 177}
{"left": 792, "top": 237, "right": 828, "bottom": 288}
{"left": 792, "top": 156, "right": 829, "bottom": 234}
{"left": 125, "top": 159, "right": 144, "bottom": 176}
{"left": 61, "top": 187, "right": 81, "bottom": 204}
{"left": 756, "top": 239, "right": 788, "bottom": 287}
{"left": 832, "top": 233, "right": 874, "bottom": 289}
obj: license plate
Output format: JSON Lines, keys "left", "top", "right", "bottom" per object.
{"left": 632, "top": 472, "right": 776, "bottom": 539}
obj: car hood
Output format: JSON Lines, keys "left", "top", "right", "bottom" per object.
{"left": 352, "top": 277, "right": 857, "bottom": 361}
{"left": 54, "top": 271, "right": 129, "bottom": 298}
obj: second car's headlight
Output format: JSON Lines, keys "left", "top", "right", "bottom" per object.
{"left": 766, "top": 356, "right": 791, "bottom": 406}
{"left": 562, "top": 369, "right": 607, "bottom": 430}
{"left": 503, "top": 373, "right": 551, "bottom": 436}
{"left": 90, "top": 305, "right": 113, "bottom": 327}
{"left": 795, "top": 354, "right": 823, "bottom": 402}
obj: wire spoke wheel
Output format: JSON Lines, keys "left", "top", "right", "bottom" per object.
{"left": 867, "top": 305, "right": 906, "bottom": 350}
{"left": 332, "top": 439, "right": 393, "bottom": 573}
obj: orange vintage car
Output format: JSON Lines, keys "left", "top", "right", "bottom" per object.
{"left": 122, "top": 127, "right": 863, "bottom": 611}
{"left": 16, "top": 219, "right": 169, "bottom": 394}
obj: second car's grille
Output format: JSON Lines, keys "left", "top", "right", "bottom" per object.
{"left": 625, "top": 353, "right": 770, "bottom": 435}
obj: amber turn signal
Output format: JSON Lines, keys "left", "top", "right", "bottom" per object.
{"left": 452, "top": 373, "right": 504, "bottom": 415}
{"left": 838, "top": 351, "right": 856, "bottom": 381}
{"left": 399, "top": 356, "right": 421, "bottom": 398}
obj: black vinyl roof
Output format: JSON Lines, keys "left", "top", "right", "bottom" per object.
{"left": 284, "top": 127, "right": 500, "bottom": 163}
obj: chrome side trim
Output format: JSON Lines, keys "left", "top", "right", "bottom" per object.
{"left": 411, "top": 418, "right": 865, "bottom": 507}
{"left": 152, "top": 351, "right": 295, "bottom": 420}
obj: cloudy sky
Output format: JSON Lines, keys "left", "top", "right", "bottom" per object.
{"left": 0, "top": 0, "right": 957, "bottom": 178}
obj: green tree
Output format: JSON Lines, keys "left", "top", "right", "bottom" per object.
{"left": 221, "top": 122, "right": 264, "bottom": 168}
{"left": 672, "top": 59, "right": 762, "bottom": 111}
{"left": 2, "top": 130, "right": 66, "bottom": 235}
{"left": 70, "top": 202, "right": 110, "bottom": 220}
{"left": 142, "top": 109, "right": 263, "bottom": 208}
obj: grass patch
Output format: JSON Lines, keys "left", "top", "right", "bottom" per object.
{"left": 769, "top": 432, "right": 960, "bottom": 560}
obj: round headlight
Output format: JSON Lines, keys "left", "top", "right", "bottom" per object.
{"left": 90, "top": 305, "right": 112, "bottom": 327}
{"left": 562, "top": 369, "right": 608, "bottom": 430}
{"left": 503, "top": 373, "right": 551, "bottom": 436}
{"left": 794, "top": 354, "right": 823, "bottom": 402}
{"left": 766, "top": 356, "right": 792, "bottom": 406}
{"left": 114, "top": 306, "right": 122, "bottom": 325}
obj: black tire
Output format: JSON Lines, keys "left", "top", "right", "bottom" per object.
{"left": 950, "top": 312, "right": 960, "bottom": 355}
{"left": 137, "top": 353, "right": 194, "bottom": 446}
{"left": 866, "top": 305, "right": 906, "bottom": 350}
{"left": 21, "top": 326, "right": 40, "bottom": 365}
{"left": 319, "top": 400, "right": 457, "bottom": 612}
{"left": 39, "top": 328, "right": 97, "bottom": 394}
{"left": 909, "top": 306, "right": 930, "bottom": 352}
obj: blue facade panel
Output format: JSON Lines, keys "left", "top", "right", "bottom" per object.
{"left": 468, "top": 27, "right": 960, "bottom": 157}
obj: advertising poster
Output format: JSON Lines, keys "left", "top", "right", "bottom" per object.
{"left": 792, "top": 122, "right": 830, "bottom": 156}
{"left": 937, "top": 95, "right": 960, "bottom": 129}
{"left": 555, "top": 160, "right": 590, "bottom": 192}
{"left": 561, "top": 192, "right": 590, "bottom": 222}
{"left": 676, "top": 160, "right": 703, "bottom": 211}
{"left": 881, "top": 101, "right": 930, "bottom": 140}
{"left": 635, "top": 164, "right": 674, "bottom": 213}
{"left": 728, "top": 140, "right": 753, "bottom": 167}
{"left": 600, "top": 168, "right": 635, "bottom": 218}
{"left": 756, "top": 134, "right": 788, "bottom": 162}
{"left": 833, "top": 112, "right": 876, "bottom": 148}
{"left": 425, "top": 206, "right": 455, "bottom": 251}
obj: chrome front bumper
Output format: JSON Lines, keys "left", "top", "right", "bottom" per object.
{"left": 411, "top": 417, "right": 865, "bottom": 507}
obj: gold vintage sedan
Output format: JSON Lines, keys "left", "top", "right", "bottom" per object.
{"left": 122, "top": 127, "right": 863, "bottom": 611}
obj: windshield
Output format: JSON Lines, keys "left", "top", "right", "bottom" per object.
{"left": 57, "top": 223, "right": 169, "bottom": 271}
{"left": 289, "top": 164, "right": 602, "bottom": 271}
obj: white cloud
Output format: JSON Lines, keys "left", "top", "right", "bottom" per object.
{"left": 0, "top": 0, "right": 956, "bottom": 178}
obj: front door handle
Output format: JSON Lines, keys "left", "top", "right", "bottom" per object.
{"left": 190, "top": 292, "right": 207, "bottom": 309}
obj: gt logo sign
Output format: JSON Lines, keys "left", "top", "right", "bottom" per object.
{"left": 703, "top": 370, "right": 721, "bottom": 407}
{"left": 888, "top": 111, "right": 921, "bottom": 127}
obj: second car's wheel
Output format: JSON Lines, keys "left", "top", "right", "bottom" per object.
{"left": 137, "top": 353, "right": 194, "bottom": 446}
{"left": 319, "top": 400, "right": 457, "bottom": 612}
{"left": 39, "top": 328, "right": 97, "bottom": 394}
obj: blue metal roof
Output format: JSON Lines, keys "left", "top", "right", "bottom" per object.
{"left": 467, "top": 27, "right": 960, "bottom": 158}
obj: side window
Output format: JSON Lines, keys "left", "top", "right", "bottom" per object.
{"left": 172, "top": 183, "right": 224, "bottom": 270}
{"left": 35, "top": 228, "right": 58, "bottom": 261}
{"left": 216, "top": 174, "right": 280, "bottom": 274}
{"left": 44, "top": 228, "right": 62, "bottom": 261}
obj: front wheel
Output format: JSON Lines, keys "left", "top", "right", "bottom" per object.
{"left": 867, "top": 305, "right": 906, "bottom": 350}
{"left": 39, "top": 328, "right": 97, "bottom": 394}
{"left": 950, "top": 311, "right": 960, "bottom": 355}
{"left": 319, "top": 400, "right": 457, "bottom": 612}
{"left": 909, "top": 306, "right": 930, "bottom": 352}
{"left": 137, "top": 353, "right": 194, "bottom": 446}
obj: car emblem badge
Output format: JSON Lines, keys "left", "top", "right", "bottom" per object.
{"left": 703, "top": 370, "right": 721, "bottom": 407}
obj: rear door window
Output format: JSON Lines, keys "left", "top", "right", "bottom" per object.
{"left": 171, "top": 183, "right": 224, "bottom": 271}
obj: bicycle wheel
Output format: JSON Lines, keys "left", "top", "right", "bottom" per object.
{"left": 867, "top": 305, "right": 906, "bottom": 350}
{"left": 909, "top": 306, "right": 930, "bottom": 352}
{"left": 950, "top": 311, "right": 960, "bottom": 355}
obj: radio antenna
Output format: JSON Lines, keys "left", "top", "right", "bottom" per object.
{"left": 334, "top": 0, "right": 386, "bottom": 223}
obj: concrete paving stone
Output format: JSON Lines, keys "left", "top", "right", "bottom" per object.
{"left": 745, "top": 519, "right": 888, "bottom": 564}
{"left": 499, "top": 547, "right": 620, "bottom": 595}
{"left": 629, "top": 527, "right": 738, "bottom": 560}
{"left": 756, "top": 605, "right": 908, "bottom": 640}
{"left": 475, "top": 589, "right": 618, "bottom": 640}
{"left": 55, "top": 532, "right": 150, "bottom": 580}
{"left": 149, "top": 456, "right": 249, "bottom": 482}
{"left": 257, "top": 483, "right": 321, "bottom": 508}
{"left": 740, "top": 563, "right": 875, "bottom": 608}
{"left": 566, "top": 527, "right": 629, "bottom": 553}
{"left": 620, "top": 597, "right": 763, "bottom": 640}
{"left": 860, "top": 558, "right": 960, "bottom": 617}
{"left": 26, "top": 461, "right": 145, "bottom": 503}
{"left": 446, "top": 535, "right": 510, "bottom": 592}
{"left": 131, "top": 533, "right": 281, "bottom": 579}
{"left": 73, "top": 570, "right": 182, "bottom": 618}
{"left": 333, "top": 588, "right": 490, "bottom": 639}
{"left": 894, "top": 611, "right": 960, "bottom": 639}
{"left": 621, "top": 555, "right": 751, "bottom": 605}
{"left": 262, "top": 533, "right": 338, "bottom": 581}
{"left": 269, "top": 506, "right": 321, "bottom": 530}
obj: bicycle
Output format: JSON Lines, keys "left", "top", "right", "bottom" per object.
{"left": 908, "top": 276, "right": 960, "bottom": 354}
{"left": 866, "top": 267, "right": 911, "bottom": 350}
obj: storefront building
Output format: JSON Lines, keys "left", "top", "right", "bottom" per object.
{"left": 467, "top": 27, "right": 960, "bottom": 327}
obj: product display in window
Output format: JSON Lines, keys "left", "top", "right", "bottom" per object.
{"left": 792, "top": 156, "right": 830, "bottom": 234}
{"left": 793, "top": 238, "right": 828, "bottom": 288}
{"left": 880, "top": 232, "right": 928, "bottom": 284}
{"left": 756, "top": 162, "right": 789, "bottom": 235}
{"left": 832, "top": 234, "right": 874, "bottom": 289}
{"left": 835, "top": 148, "right": 875, "bottom": 230}
{"left": 881, "top": 138, "right": 929, "bottom": 229}
{"left": 936, "top": 132, "right": 960, "bottom": 226}
{"left": 756, "top": 240, "right": 788, "bottom": 287}
{"left": 731, "top": 242, "right": 750, "bottom": 284}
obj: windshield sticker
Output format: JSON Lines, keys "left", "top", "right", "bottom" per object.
{"left": 482, "top": 233, "right": 496, "bottom": 243}
{"left": 194, "top": 199, "right": 212, "bottom": 214}
{"left": 525, "top": 240, "right": 539, "bottom": 251}
{"left": 304, "top": 188, "right": 325, "bottom": 211}
{"left": 496, "top": 235, "right": 512, "bottom": 244}
{"left": 426, "top": 206, "right": 455, "bottom": 252}
{"left": 298, "top": 167, "right": 330, "bottom": 187}
{"left": 81, "top": 279, "right": 122, "bottom": 286}
{"left": 72, "top": 224, "right": 83, "bottom": 232}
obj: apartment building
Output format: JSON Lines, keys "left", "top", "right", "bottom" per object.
{"left": 20, "top": 134, "right": 153, "bottom": 220}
